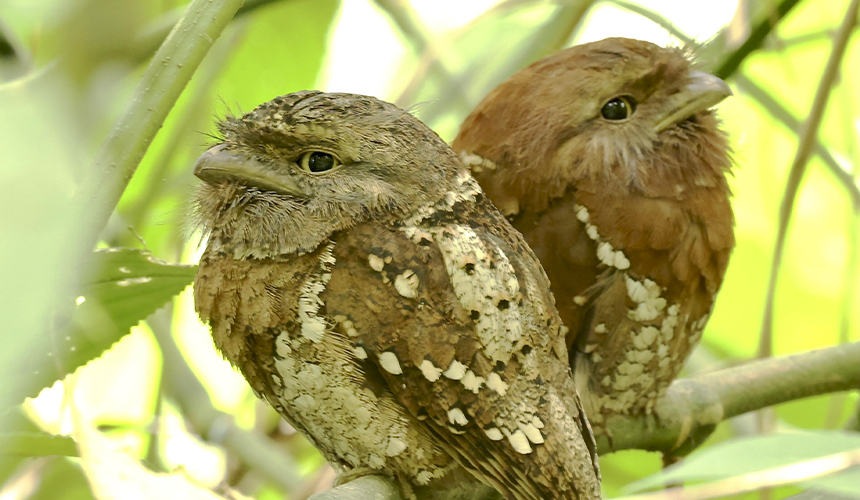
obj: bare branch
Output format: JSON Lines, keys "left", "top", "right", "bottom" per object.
{"left": 714, "top": 0, "right": 803, "bottom": 80}
{"left": 601, "top": 342, "right": 860, "bottom": 454}
{"left": 148, "top": 308, "right": 305, "bottom": 494}
{"left": 732, "top": 74, "right": 860, "bottom": 210}
{"left": 759, "top": 0, "right": 860, "bottom": 358}
{"left": 308, "top": 475, "right": 400, "bottom": 500}
{"left": 273, "top": 343, "right": 860, "bottom": 499}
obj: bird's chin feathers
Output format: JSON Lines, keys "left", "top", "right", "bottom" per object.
{"left": 551, "top": 110, "right": 731, "bottom": 199}
{"left": 189, "top": 181, "right": 403, "bottom": 260}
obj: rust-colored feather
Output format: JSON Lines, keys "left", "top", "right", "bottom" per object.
{"left": 453, "top": 38, "right": 734, "bottom": 425}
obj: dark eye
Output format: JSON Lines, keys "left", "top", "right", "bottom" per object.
{"left": 600, "top": 96, "right": 637, "bottom": 121}
{"left": 299, "top": 151, "right": 340, "bottom": 173}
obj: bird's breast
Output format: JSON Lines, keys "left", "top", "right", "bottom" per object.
{"left": 194, "top": 243, "right": 453, "bottom": 485}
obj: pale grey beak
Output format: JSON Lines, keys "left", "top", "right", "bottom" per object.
{"left": 194, "top": 144, "right": 306, "bottom": 197}
{"left": 653, "top": 70, "right": 732, "bottom": 133}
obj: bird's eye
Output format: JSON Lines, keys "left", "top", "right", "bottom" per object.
{"left": 298, "top": 151, "right": 340, "bottom": 173}
{"left": 600, "top": 96, "right": 637, "bottom": 121}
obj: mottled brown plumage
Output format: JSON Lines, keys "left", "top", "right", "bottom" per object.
{"left": 452, "top": 38, "right": 734, "bottom": 428}
{"left": 191, "top": 92, "right": 600, "bottom": 499}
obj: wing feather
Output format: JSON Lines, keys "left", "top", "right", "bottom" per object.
{"left": 322, "top": 211, "right": 600, "bottom": 500}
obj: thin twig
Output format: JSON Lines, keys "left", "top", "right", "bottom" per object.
{"left": 131, "top": 0, "right": 289, "bottom": 64}
{"left": 714, "top": 0, "right": 803, "bottom": 80}
{"left": 605, "top": 0, "right": 693, "bottom": 45}
{"left": 372, "top": 0, "right": 465, "bottom": 110}
{"left": 394, "top": 0, "right": 558, "bottom": 110}
{"left": 733, "top": 74, "right": 860, "bottom": 210}
{"left": 600, "top": 342, "right": 860, "bottom": 454}
{"left": 123, "top": 25, "right": 247, "bottom": 232}
{"left": 148, "top": 307, "right": 305, "bottom": 493}
{"left": 758, "top": 0, "right": 860, "bottom": 359}
{"left": 408, "top": 0, "right": 595, "bottom": 128}
{"left": 87, "top": 0, "right": 243, "bottom": 240}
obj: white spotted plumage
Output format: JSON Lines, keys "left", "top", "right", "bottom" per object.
{"left": 419, "top": 223, "right": 523, "bottom": 366}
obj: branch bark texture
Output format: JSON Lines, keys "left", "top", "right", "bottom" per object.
{"left": 306, "top": 343, "right": 860, "bottom": 500}
{"left": 599, "top": 342, "right": 860, "bottom": 455}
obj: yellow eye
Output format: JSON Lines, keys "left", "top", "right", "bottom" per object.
{"left": 298, "top": 151, "right": 340, "bottom": 173}
{"left": 600, "top": 96, "right": 637, "bottom": 121}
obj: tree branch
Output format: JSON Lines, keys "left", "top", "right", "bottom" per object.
{"left": 293, "top": 343, "right": 860, "bottom": 500}
{"left": 759, "top": 0, "right": 860, "bottom": 358}
{"left": 148, "top": 308, "right": 305, "bottom": 494}
{"left": 308, "top": 475, "right": 400, "bottom": 500}
{"left": 732, "top": 74, "right": 860, "bottom": 210}
{"left": 600, "top": 342, "right": 860, "bottom": 455}
{"left": 372, "top": 0, "right": 465, "bottom": 110}
{"left": 407, "top": 0, "right": 595, "bottom": 126}
{"left": 714, "top": 0, "right": 803, "bottom": 80}
{"left": 85, "top": 0, "right": 244, "bottom": 252}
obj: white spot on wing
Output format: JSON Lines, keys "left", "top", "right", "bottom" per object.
{"left": 519, "top": 422, "right": 544, "bottom": 444}
{"left": 443, "top": 360, "right": 467, "bottom": 380}
{"left": 575, "top": 205, "right": 590, "bottom": 223}
{"left": 416, "top": 471, "right": 433, "bottom": 485}
{"left": 379, "top": 352, "right": 403, "bottom": 375}
{"left": 368, "top": 254, "right": 384, "bottom": 272}
{"left": 297, "top": 243, "right": 335, "bottom": 343}
{"left": 486, "top": 372, "right": 508, "bottom": 396}
{"left": 447, "top": 408, "right": 469, "bottom": 426}
{"left": 419, "top": 359, "right": 443, "bottom": 382}
{"left": 386, "top": 437, "right": 407, "bottom": 457}
{"left": 422, "top": 224, "right": 523, "bottom": 365}
{"left": 508, "top": 429, "right": 533, "bottom": 454}
{"left": 394, "top": 270, "right": 419, "bottom": 298}
{"left": 461, "top": 370, "right": 484, "bottom": 394}
{"left": 485, "top": 427, "right": 504, "bottom": 441}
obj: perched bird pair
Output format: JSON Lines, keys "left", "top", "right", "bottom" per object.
{"left": 191, "top": 38, "right": 733, "bottom": 500}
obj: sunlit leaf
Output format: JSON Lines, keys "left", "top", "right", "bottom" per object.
{"left": 71, "top": 384, "right": 230, "bottom": 500}
{"left": 30, "top": 457, "right": 97, "bottom": 500}
{"left": 0, "top": 431, "right": 78, "bottom": 457}
{"left": 801, "top": 466, "right": 860, "bottom": 498}
{"left": 626, "top": 431, "right": 860, "bottom": 493}
{"left": 31, "top": 248, "right": 197, "bottom": 401}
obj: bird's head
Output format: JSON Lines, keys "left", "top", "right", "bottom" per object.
{"left": 453, "top": 37, "right": 733, "bottom": 211}
{"left": 191, "top": 91, "right": 463, "bottom": 259}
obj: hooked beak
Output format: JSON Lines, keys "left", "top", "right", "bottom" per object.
{"left": 194, "top": 144, "right": 306, "bottom": 197}
{"left": 653, "top": 70, "right": 732, "bottom": 133}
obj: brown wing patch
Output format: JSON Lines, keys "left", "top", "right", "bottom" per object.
{"left": 195, "top": 251, "right": 319, "bottom": 399}
{"left": 322, "top": 219, "right": 600, "bottom": 500}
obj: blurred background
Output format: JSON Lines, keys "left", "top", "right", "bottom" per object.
{"left": 0, "top": 0, "right": 858, "bottom": 499}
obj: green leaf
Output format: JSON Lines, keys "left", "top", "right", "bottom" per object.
{"left": 626, "top": 431, "right": 860, "bottom": 493}
{"left": 58, "top": 248, "right": 197, "bottom": 376}
{"left": 29, "top": 458, "right": 97, "bottom": 500}
{"left": 801, "top": 466, "right": 860, "bottom": 498}
{"left": 0, "top": 431, "right": 78, "bottom": 457}
{"left": 6, "top": 248, "right": 196, "bottom": 407}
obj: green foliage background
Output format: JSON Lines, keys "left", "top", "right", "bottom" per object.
{"left": 0, "top": 0, "right": 857, "bottom": 499}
